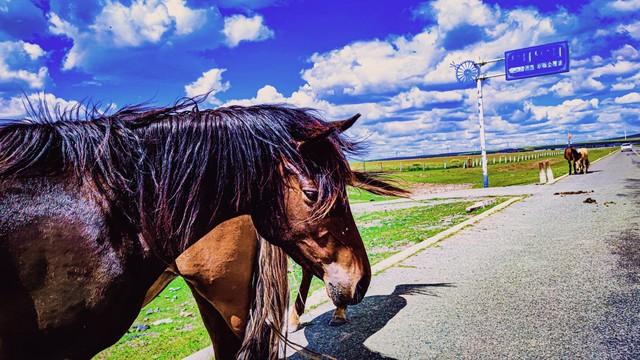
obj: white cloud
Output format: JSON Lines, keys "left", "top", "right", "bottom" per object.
{"left": 612, "top": 82, "right": 636, "bottom": 91}
{"left": 617, "top": 20, "right": 640, "bottom": 40}
{"left": 598, "top": 112, "right": 622, "bottom": 123}
{"left": 0, "top": 41, "right": 48, "bottom": 89}
{"left": 611, "top": 44, "right": 639, "bottom": 60}
{"left": 301, "top": 4, "right": 558, "bottom": 96}
{"left": 47, "top": 1, "right": 212, "bottom": 70}
{"left": 550, "top": 75, "right": 605, "bottom": 97}
{"left": 302, "top": 30, "right": 442, "bottom": 95}
{"left": 430, "top": 0, "right": 497, "bottom": 31}
{"left": 525, "top": 98, "right": 599, "bottom": 123}
{"left": 550, "top": 79, "right": 575, "bottom": 97}
{"left": 165, "top": 0, "right": 207, "bottom": 35}
{"left": 22, "top": 42, "right": 45, "bottom": 60}
{"left": 184, "top": 68, "right": 230, "bottom": 103}
{"left": 614, "top": 92, "right": 640, "bottom": 104}
{"left": 388, "top": 87, "right": 463, "bottom": 108}
{"left": 222, "top": 14, "right": 274, "bottom": 47}
{"left": 591, "top": 60, "right": 640, "bottom": 77}
{"left": 0, "top": 92, "right": 79, "bottom": 119}
{"left": 608, "top": 0, "right": 640, "bottom": 12}
{"left": 92, "top": 0, "right": 172, "bottom": 47}
{"left": 48, "top": 12, "right": 94, "bottom": 70}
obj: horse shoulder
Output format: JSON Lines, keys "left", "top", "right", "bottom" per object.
{"left": 0, "top": 177, "right": 146, "bottom": 358}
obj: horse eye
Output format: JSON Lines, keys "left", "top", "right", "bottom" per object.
{"left": 303, "top": 189, "right": 319, "bottom": 202}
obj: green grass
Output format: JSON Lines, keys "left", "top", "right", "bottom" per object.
{"left": 94, "top": 278, "right": 210, "bottom": 360}
{"left": 354, "top": 147, "right": 616, "bottom": 190}
{"left": 97, "top": 198, "right": 507, "bottom": 359}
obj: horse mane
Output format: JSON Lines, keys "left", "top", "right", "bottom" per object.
{"left": 237, "top": 236, "right": 289, "bottom": 360}
{"left": 2, "top": 97, "right": 406, "bottom": 255}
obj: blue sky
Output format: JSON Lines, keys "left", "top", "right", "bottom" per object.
{"left": 0, "top": 0, "right": 639, "bottom": 158}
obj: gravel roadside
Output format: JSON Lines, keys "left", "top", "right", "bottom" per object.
{"left": 288, "top": 151, "right": 640, "bottom": 359}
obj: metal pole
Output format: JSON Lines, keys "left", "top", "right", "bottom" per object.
{"left": 476, "top": 77, "right": 489, "bottom": 188}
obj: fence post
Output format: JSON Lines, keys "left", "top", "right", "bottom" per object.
{"left": 538, "top": 161, "right": 546, "bottom": 184}
{"left": 545, "top": 160, "right": 554, "bottom": 183}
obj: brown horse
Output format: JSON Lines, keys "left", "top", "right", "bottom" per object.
{"left": 564, "top": 147, "right": 580, "bottom": 175}
{"left": 575, "top": 148, "right": 589, "bottom": 174}
{"left": 142, "top": 216, "right": 348, "bottom": 359}
{"left": 0, "top": 100, "right": 405, "bottom": 359}
{"left": 142, "top": 213, "right": 363, "bottom": 359}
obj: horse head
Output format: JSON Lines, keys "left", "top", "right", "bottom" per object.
{"left": 251, "top": 112, "right": 406, "bottom": 307}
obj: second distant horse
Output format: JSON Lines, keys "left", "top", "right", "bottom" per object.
{"left": 575, "top": 148, "right": 589, "bottom": 174}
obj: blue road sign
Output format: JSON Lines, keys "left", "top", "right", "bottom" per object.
{"left": 504, "top": 41, "right": 569, "bottom": 81}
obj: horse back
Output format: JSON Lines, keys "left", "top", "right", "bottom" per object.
{"left": 578, "top": 148, "right": 589, "bottom": 161}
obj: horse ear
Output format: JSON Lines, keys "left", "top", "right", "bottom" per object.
{"left": 297, "top": 114, "right": 361, "bottom": 150}
{"left": 331, "top": 114, "right": 360, "bottom": 133}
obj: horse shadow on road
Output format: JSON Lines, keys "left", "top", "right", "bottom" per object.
{"left": 289, "top": 283, "right": 454, "bottom": 360}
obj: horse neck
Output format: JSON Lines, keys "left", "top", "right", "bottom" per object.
{"left": 133, "top": 115, "right": 274, "bottom": 259}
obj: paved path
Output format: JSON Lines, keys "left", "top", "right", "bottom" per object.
{"left": 288, "top": 151, "right": 640, "bottom": 359}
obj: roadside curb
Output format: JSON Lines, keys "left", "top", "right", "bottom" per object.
{"left": 547, "top": 149, "right": 618, "bottom": 185}
{"left": 301, "top": 195, "right": 524, "bottom": 311}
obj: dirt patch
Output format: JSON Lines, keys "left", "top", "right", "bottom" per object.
{"left": 410, "top": 183, "right": 473, "bottom": 197}
{"left": 554, "top": 190, "right": 594, "bottom": 196}
{"left": 360, "top": 219, "right": 384, "bottom": 228}
{"left": 583, "top": 197, "right": 597, "bottom": 204}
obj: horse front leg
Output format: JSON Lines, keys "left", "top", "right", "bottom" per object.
{"left": 329, "top": 305, "right": 349, "bottom": 326}
{"left": 289, "top": 269, "right": 312, "bottom": 331}
{"left": 568, "top": 160, "right": 573, "bottom": 175}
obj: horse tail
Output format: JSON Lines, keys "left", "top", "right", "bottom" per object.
{"left": 236, "top": 236, "right": 289, "bottom": 360}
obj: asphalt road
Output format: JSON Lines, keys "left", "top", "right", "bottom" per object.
{"left": 288, "top": 151, "right": 640, "bottom": 359}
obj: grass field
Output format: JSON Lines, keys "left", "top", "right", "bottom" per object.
{"left": 96, "top": 198, "right": 507, "bottom": 359}
{"left": 348, "top": 147, "right": 616, "bottom": 202}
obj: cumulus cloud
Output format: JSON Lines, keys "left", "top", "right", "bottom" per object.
{"left": 524, "top": 98, "right": 599, "bottom": 123}
{"left": 611, "top": 44, "right": 639, "bottom": 60}
{"left": 165, "top": 0, "right": 208, "bottom": 35}
{"left": 90, "top": 0, "right": 208, "bottom": 46}
{"left": 302, "top": 31, "right": 442, "bottom": 95}
{"left": 0, "top": 92, "right": 79, "bottom": 118}
{"left": 184, "top": 68, "right": 231, "bottom": 103}
{"left": 614, "top": 92, "right": 640, "bottom": 103}
{"left": 48, "top": 13, "right": 89, "bottom": 70}
{"left": 617, "top": 20, "right": 640, "bottom": 39}
{"left": 608, "top": 0, "right": 640, "bottom": 12}
{"left": 222, "top": 14, "right": 274, "bottom": 47}
{"left": 92, "top": 0, "right": 172, "bottom": 46}
{"left": 301, "top": 2, "right": 558, "bottom": 96}
{"left": 429, "top": 0, "right": 497, "bottom": 31}
{"left": 612, "top": 82, "right": 636, "bottom": 91}
{"left": 0, "top": 40, "right": 48, "bottom": 89}
{"left": 47, "top": 0, "right": 214, "bottom": 71}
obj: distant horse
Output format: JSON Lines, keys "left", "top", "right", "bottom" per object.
{"left": 564, "top": 147, "right": 580, "bottom": 175}
{"left": 575, "top": 148, "right": 589, "bottom": 174}
{"left": 0, "top": 100, "right": 406, "bottom": 359}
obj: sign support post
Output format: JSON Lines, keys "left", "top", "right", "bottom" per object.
{"left": 476, "top": 76, "right": 489, "bottom": 188}
{"left": 452, "top": 41, "right": 569, "bottom": 189}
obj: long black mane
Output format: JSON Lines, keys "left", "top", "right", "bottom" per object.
{"left": 0, "top": 98, "right": 400, "bottom": 256}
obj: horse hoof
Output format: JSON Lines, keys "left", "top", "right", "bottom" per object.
{"left": 329, "top": 317, "right": 348, "bottom": 326}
